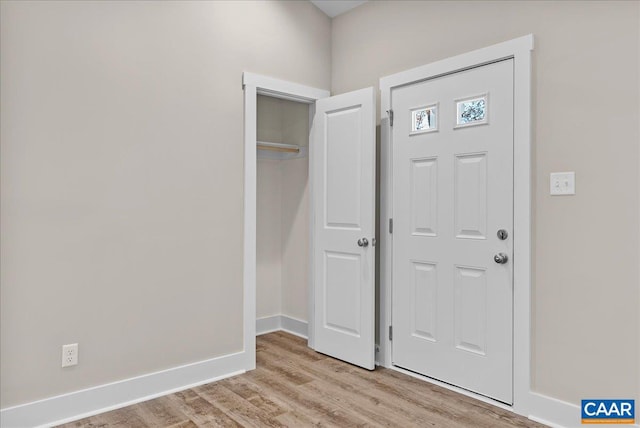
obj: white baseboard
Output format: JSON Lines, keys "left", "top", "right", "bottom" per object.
{"left": 280, "top": 315, "right": 308, "bottom": 338}
{"left": 527, "top": 392, "right": 581, "bottom": 428}
{"left": 256, "top": 315, "right": 308, "bottom": 339}
{"left": 256, "top": 315, "right": 282, "bottom": 335}
{"left": 0, "top": 351, "right": 246, "bottom": 428}
{"left": 528, "top": 392, "right": 639, "bottom": 428}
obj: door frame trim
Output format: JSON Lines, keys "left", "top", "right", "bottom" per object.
{"left": 378, "top": 35, "right": 534, "bottom": 414}
{"left": 242, "top": 72, "right": 329, "bottom": 370}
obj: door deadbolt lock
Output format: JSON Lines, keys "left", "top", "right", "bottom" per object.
{"left": 357, "top": 238, "right": 369, "bottom": 248}
{"left": 494, "top": 253, "right": 509, "bottom": 264}
{"left": 497, "top": 229, "right": 508, "bottom": 240}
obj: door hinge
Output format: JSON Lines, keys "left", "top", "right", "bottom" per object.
{"left": 389, "top": 218, "right": 393, "bottom": 234}
{"left": 387, "top": 109, "right": 394, "bottom": 127}
{"left": 389, "top": 325, "right": 393, "bottom": 341}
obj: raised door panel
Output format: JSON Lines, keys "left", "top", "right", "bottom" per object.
{"left": 454, "top": 266, "right": 488, "bottom": 356}
{"left": 411, "top": 261, "right": 438, "bottom": 342}
{"left": 454, "top": 153, "right": 487, "bottom": 240}
{"left": 324, "top": 251, "right": 361, "bottom": 336}
{"left": 325, "top": 107, "right": 362, "bottom": 229}
{"left": 410, "top": 158, "right": 438, "bottom": 237}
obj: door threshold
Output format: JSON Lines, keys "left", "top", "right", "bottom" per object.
{"left": 390, "top": 364, "right": 514, "bottom": 413}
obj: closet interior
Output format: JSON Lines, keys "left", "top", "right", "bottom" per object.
{"left": 256, "top": 94, "right": 310, "bottom": 329}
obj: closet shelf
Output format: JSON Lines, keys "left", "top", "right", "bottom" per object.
{"left": 257, "top": 141, "right": 300, "bottom": 153}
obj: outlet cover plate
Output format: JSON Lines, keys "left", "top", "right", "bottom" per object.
{"left": 62, "top": 343, "right": 78, "bottom": 367}
{"left": 550, "top": 172, "right": 575, "bottom": 195}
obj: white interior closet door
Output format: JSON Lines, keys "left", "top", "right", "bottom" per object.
{"left": 312, "top": 87, "right": 376, "bottom": 370}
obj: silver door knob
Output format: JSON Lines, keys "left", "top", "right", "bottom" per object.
{"left": 494, "top": 253, "right": 508, "bottom": 264}
{"left": 357, "top": 238, "right": 369, "bottom": 247}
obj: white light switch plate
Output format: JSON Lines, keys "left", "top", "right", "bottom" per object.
{"left": 550, "top": 172, "right": 575, "bottom": 195}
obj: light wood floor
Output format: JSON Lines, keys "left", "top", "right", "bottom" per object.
{"left": 59, "top": 332, "right": 545, "bottom": 427}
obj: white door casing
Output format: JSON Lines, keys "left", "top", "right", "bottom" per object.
{"left": 392, "top": 60, "right": 514, "bottom": 403}
{"left": 312, "top": 87, "right": 376, "bottom": 370}
{"left": 243, "top": 72, "right": 329, "bottom": 369}
{"left": 243, "top": 75, "right": 376, "bottom": 370}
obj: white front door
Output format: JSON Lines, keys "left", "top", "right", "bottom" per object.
{"left": 392, "top": 60, "right": 514, "bottom": 403}
{"left": 312, "top": 87, "right": 376, "bottom": 370}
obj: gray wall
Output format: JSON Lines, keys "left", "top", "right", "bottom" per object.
{"left": 331, "top": 0, "right": 640, "bottom": 406}
{"left": 0, "top": 0, "right": 330, "bottom": 408}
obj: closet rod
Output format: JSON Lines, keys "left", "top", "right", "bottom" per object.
{"left": 257, "top": 141, "right": 300, "bottom": 153}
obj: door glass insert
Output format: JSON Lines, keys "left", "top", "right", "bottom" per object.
{"left": 411, "top": 104, "right": 438, "bottom": 134}
{"left": 455, "top": 94, "right": 488, "bottom": 128}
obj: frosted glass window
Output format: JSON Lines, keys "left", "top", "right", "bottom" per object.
{"left": 411, "top": 104, "right": 438, "bottom": 134}
{"left": 456, "top": 95, "right": 488, "bottom": 128}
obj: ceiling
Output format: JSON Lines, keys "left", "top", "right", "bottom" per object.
{"left": 310, "top": 0, "right": 368, "bottom": 18}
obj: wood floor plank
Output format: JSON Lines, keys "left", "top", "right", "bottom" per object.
{"left": 194, "top": 383, "right": 286, "bottom": 428}
{"left": 319, "top": 357, "right": 515, "bottom": 428}
{"left": 224, "top": 376, "right": 288, "bottom": 417}
{"left": 254, "top": 345, "right": 411, "bottom": 427}
{"left": 320, "top": 358, "right": 468, "bottom": 418}
{"left": 259, "top": 333, "right": 327, "bottom": 362}
{"left": 257, "top": 341, "right": 453, "bottom": 427}
{"left": 60, "top": 405, "right": 150, "bottom": 428}
{"left": 168, "top": 390, "right": 243, "bottom": 428}
{"left": 230, "top": 375, "right": 325, "bottom": 427}
{"left": 255, "top": 352, "right": 314, "bottom": 386}
{"left": 59, "top": 332, "right": 545, "bottom": 428}
{"left": 246, "top": 366, "right": 370, "bottom": 427}
{"left": 165, "top": 421, "right": 198, "bottom": 428}
{"left": 135, "top": 396, "right": 190, "bottom": 427}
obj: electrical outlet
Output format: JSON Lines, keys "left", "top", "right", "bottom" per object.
{"left": 62, "top": 343, "right": 78, "bottom": 367}
{"left": 550, "top": 172, "right": 575, "bottom": 195}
